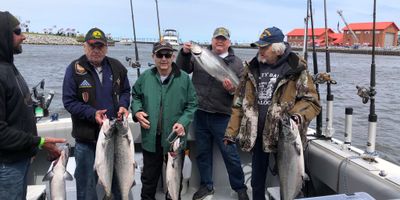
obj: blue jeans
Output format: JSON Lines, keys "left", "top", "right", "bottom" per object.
{"left": 194, "top": 110, "right": 246, "bottom": 191}
{"left": 75, "top": 141, "right": 98, "bottom": 200}
{"left": 75, "top": 141, "right": 122, "bottom": 200}
{"left": 0, "top": 158, "right": 30, "bottom": 200}
{"left": 251, "top": 136, "right": 270, "bottom": 200}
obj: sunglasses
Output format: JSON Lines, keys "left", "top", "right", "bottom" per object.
{"left": 155, "top": 52, "right": 173, "bottom": 59}
{"left": 88, "top": 43, "right": 105, "bottom": 49}
{"left": 13, "top": 28, "right": 22, "bottom": 36}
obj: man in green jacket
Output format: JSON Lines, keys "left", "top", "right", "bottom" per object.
{"left": 131, "top": 41, "right": 198, "bottom": 200}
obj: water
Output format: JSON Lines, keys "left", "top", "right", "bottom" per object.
{"left": 14, "top": 44, "right": 400, "bottom": 164}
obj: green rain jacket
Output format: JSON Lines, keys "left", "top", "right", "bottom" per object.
{"left": 131, "top": 63, "right": 198, "bottom": 154}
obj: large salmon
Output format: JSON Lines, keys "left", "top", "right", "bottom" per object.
{"left": 190, "top": 43, "right": 239, "bottom": 87}
{"left": 166, "top": 136, "right": 183, "bottom": 200}
{"left": 94, "top": 118, "right": 117, "bottom": 199}
{"left": 42, "top": 143, "right": 73, "bottom": 200}
{"left": 277, "top": 114, "right": 307, "bottom": 200}
{"left": 114, "top": 117, "right": 136, "bottom": 200}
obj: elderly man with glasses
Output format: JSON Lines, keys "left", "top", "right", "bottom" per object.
{"left": 62, "top": 27, "right": 131, "bottom": 200}
{"left": 131, "top": 41, "right": 197, "bottom": 200}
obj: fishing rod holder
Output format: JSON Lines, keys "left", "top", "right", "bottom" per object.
{"left": 126, "top": 57, "right": 141, "bottom": 69}
{"left": 356, "top": 85, "right": 376, "bottom": 104}
{"left": 31, "top": 79, "right": 55, "bottom": 119}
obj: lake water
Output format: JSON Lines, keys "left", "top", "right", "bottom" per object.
{"left": 13, "top": 44, "right": 400, "bottom": 164}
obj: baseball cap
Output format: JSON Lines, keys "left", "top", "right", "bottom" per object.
{"left": 251, "top": 27, "right": 284, "bottom": 47}
{"left": 85, "top": 27, "right": 107, "bottom": 45}
{"left": 213, "top": 27, "right": 230, "bottom": 39}
{"left": 153, "top": 41, "right": 176, "bottom": 53}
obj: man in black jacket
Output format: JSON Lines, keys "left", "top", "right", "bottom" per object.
{"left": 176, "top": 27, "right": 249, "bottom": 200}
{"left": 0, "top": 11, "right": 66, "bottom": 199}
{"left": 62, "top": 27, "right": 130, "bottom": 200}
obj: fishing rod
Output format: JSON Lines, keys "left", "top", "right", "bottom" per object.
{"left": 302, "top": 0, "right": 310, "bottom": 60}
{"left": 359, "top": 0, "right": 378, "bottom": 156}
{"left": 155, "top": 0, "right": 162, "bottom": 40}
{"left": 127, "top": 0, "right": 141, "bottom": 76}
{"left": 322, "top": 0, "right": 335, "bottom": 138}
{"left": 309, "top": 0, "right": 323, "bottom": 136}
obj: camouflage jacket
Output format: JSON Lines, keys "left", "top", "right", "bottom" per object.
{"left": 225, "top": 52, "right": 321, "bottom": 152}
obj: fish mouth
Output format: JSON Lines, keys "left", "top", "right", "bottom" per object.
{"left": 190, "top": 44, "right": 202, "bottom": 55}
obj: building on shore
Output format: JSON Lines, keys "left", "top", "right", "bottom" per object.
{"left": 342, "top": 22, "right": 399, "bottom": 47}
{"left": 286, "top": 28, "right": 336, "bottom": 47}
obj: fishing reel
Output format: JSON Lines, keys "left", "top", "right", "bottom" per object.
{"left": 125, "top": 57, "right": 141, "bottom": 69}
{"left": 356, "top": 85, "right": 376, "bottom": 104}
{"left": 31, "top": 79, "right": 55, "bottom": 120}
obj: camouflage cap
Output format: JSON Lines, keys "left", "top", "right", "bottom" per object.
{"left": 213, "top": 27, "right": 230, "bottom": 39}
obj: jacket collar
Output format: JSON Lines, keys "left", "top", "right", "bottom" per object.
{"left": 248, "top": 49, "right": 306, "bottom": 79}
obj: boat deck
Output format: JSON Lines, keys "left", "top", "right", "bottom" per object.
{"left": 46, "top": 153, "right": 253, "bottom": 200}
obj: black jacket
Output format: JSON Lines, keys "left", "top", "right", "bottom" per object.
{"left": 0, "top": 11, "right": 41, "bottom": 163}
{"left": 62, "top": 55, "right": 130, "bottom": 142}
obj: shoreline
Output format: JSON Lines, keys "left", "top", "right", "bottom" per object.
{"left": 23, "top": 33, "right": 82, "bottom": 45}
{"left": 22, "top": 33, "right": 400, "bottom": 56}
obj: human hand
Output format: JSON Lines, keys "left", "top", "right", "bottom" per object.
{"left": 182, "top": 42, "right": 192, "bottom": 54}
{"left": 42, "top": 137, "right": 67, "bottom": 161}
{"left": 95, "top": 109, "right": 107, "bottom": 125}
{"left": 223, "top": 136, "right": 235, "bottom": 146}
{"left": 172, "top": 123, "right": 185, "bottom": 136}
{"left": 117, "top": 107, "right": 129, "bottom": 121}
{"left": 223, "top": 78, "right": 236, "bottom": 93}
{"left": 135, "top": 111, "right": 150, "bottom": 129}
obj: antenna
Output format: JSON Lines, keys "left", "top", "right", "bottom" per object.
{"left": 155, "top": 0, "right": 162, "bottom": 41}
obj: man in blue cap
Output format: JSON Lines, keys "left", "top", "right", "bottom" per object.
{"left": 224, "top": 26, "right": 321, "bottom": 199}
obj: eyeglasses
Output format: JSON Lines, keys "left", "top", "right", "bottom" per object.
{"left": 13, "top": 28, "right": 22, "bottom": 36}
{"left": 155, "top": 52, "right": 173, "bottom": 59}
{"left": 88, "top": 43, "right": 105, "bottom": 50}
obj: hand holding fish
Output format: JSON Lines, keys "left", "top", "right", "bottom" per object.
{"left": 223, "top": 136, "right": 235, "bottom": 145}
{"left": 182, "top": 42, "right": 192, "bottom": 54}
{"left": 172, "top": 123, "right": 185, "bottom": 136}
{"left": 42, "top": 137, "right": 67, "bottom": 161}
{"left": 95, "top": 109, "right": 107, "bottom": 125}
{"left": 117, "top": 107, "right": 129, "bottom": 121}
{"left": 223, "top": 78, "right": 236, "bottom": 94}
{"left": 135, "top": 111, "right": 150, "bottom": 129}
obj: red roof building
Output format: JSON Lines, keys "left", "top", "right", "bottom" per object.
{"left": 287, "top": 28, "right": 336, "bottom": 47}
{"left": 342, "top": 22, "right": 399, "bottom": 47}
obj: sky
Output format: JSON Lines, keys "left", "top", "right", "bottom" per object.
{"left": 2, "top": 0, "right": 400, "bottom": 43}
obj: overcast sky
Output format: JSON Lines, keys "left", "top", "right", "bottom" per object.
{"left": 2, "top": 0, "right": 399, "bottom": 43}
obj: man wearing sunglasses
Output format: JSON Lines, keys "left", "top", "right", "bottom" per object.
{"left": 0, "top": 11, "right": 67, "bottom": 199}
{"left": 131, "top": 41, "right": 197, "bottom": 200}
{"left": 176, "top": 27, "right": 249, "bottom": 200}
{"left": 62, "top": 27, "right": 130, "bottom": 200}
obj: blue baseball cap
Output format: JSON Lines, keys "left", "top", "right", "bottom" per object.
{"left": 251, "top": 27, "right": 284, "bottom": 47}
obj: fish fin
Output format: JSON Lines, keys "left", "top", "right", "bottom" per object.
{"left": 64, "top": 171, "right": 74, "bottom": 181}
{"left": 302, "top": 172, "right": 310, "bottom": 181}
{"left": 294, "top": 141, "right": 302, "bottom": 155}
{"left": 42, "top": 171, "right": 54, "bottom": 181}
{"left": 131, "top": 180, "right": 136, "bottom": 188}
